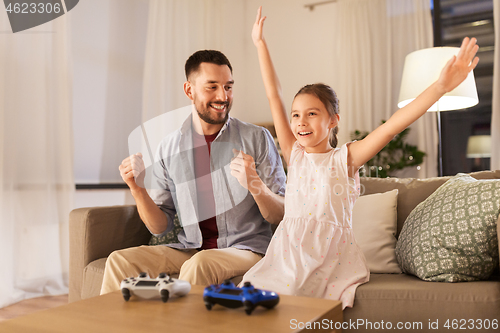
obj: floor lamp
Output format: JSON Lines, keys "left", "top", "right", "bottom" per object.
{"left": 397, "top": 47, "right": 479, "bottom": 177}
{"left": 467, "top": 135, "right": 491, "bottom": 171}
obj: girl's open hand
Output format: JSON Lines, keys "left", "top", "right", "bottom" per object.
{"left": 252, "top": 6, "right": 266, "bottom": 46}
{"left": 436, "top": 37, "right": 479, "bottom": 94}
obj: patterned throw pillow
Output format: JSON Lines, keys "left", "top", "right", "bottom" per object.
{"left": 149, "top": 214, "right": 182, "bottom": 245}
{"left": 395, "top": 173, "right": 500, "bottom": 282}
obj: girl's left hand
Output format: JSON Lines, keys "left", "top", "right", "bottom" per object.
{"left": 252, "top": 6, "right": 266, "bottom": 46}
{"left": 436, "top": 37, "right": 479, "bottom": 94}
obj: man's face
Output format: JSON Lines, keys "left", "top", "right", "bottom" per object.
{"left": 187, "top": 62, "right": 234, "bottom": 125}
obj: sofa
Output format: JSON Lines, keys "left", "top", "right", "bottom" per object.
{"left": 69, "top": 170, "right": 500, "bottom": 331}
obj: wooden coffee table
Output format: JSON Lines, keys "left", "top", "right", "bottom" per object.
{"left": 0, "top": 285, "right": 343, "bottom": 332}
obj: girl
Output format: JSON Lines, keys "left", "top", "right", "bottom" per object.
{"left": 241, "top": 7, "right": 479, "bottom": 309}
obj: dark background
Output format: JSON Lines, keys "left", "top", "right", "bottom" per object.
{"left": 432, "top": 0, "right": 494, "bottom": 175}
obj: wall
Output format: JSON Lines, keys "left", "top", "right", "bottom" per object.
{"left": 74, "top": 1, "right": 434, "bottom": 207}
{"left": 71, "top": 0, "right": 148, "bottom": 184}
{"left": 74, "top": 189, "right": 135, "bottom": 209}
{"left": 238, "top": 0, "right": 338, "bottom": 125}
{"left": 71, "top": 0, "right": 340, "bottom": 189}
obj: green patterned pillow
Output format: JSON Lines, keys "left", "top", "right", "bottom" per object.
{"left": 395, "top": 173, "right": 500, "bottom": 282}
{"left": 149, "top": 214, "right": 183, "bottom": 245}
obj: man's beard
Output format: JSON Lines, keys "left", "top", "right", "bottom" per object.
{"left": 195, "top": 100, "right": 231, "bottom": 125}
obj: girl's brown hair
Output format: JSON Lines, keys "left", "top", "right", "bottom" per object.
{"left": 294, "top": 83, "right": 340, "bottom": 148}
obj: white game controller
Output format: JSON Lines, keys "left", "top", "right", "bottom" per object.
{"left": 120, "top": 272, "right": 191, "bottom": 302}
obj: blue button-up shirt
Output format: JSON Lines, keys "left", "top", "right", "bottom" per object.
{"left": 149, "top": 115, "right": 286, "bottom": 254}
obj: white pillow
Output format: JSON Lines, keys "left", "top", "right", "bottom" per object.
{"left": 352, "top": 189, "right": 401, "bottom": 273}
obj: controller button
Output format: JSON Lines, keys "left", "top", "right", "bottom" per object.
{"left": 243, "top": 282, "right": 252, "bottom": 288}
{"left": 139, "top": 272, "right": 147, "bottom": 278}
{"left": 223, "top": 279, "right": 231, "bottom": 285}
{"left": 158, "top": 273, "right": 167, "bottom": 279}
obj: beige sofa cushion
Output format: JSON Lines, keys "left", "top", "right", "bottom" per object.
{"left": 344, "top": 274, "right": 500, "bottom": 326}
{"left": 359, "top": 170, "right": 500, "bottom": 237}
{"left": 69, "top": 205, "right": 150, "bottom": 302}
{"left": 360, "top": 177, "right": 448, "bottom": 237}
{"left": 81, "top": 258, "right": 107, "bottom": 300}
{"left": 353, "top": 190, "right": 401, "bottom": 273}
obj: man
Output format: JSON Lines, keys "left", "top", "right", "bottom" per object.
{"left": 100, "top": 50, "right": 286, "bottom": 293}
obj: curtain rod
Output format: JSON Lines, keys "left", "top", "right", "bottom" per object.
{"left": 304, "top": 0, "right": 337, "bottom": 11}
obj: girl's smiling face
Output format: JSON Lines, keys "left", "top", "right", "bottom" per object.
{"left": 291, "top": 93, "right": 339, "bottom": 154}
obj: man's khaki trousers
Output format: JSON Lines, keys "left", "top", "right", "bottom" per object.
{"left": 100, "top": 245, "right": 263, "bottom": 294}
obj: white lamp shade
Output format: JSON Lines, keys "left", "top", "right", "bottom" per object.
{"left": 398, "top": 47, "right": 478, "bottom": 111}
{"left": 466, "top": 135, "right": 491, "bottom": 158}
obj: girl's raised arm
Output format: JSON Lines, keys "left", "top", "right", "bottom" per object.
{"left": 252, "top": 7, "right": 296, "bottom": 165}
{"left": 347, "top": 37, "right": 479, "bottom": 175}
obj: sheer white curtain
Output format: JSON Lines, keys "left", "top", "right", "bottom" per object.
{"left": 139, "top": 0, "right": 227, "bottom": 162}
{"left": 142, "top": 0, "right": 224, "bottom": 123}
{"left": 491, "top": 0, "right": 500, "bottom": 170}
{"left": 333, "top": 0, "right": 437, "bottom": 178}
{"left": 0, "top": 15, "right": 74, "bottom": 307}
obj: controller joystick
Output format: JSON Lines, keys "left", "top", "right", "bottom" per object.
{"left": 120, "top": 273, "right": 191, "bottom": 302}
{"left": 203, "top": 281, "right": 279, "bottom": 315}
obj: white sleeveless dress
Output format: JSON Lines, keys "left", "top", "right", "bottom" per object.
{"left": 242, "top": 141, "right": 370, "bottom": 309}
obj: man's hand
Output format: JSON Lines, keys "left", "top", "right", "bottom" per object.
{"left": 119, "top": 153, "right": 168, "bottom": 234}
{"left": 252, "top": 6, "right": 266, "bottom": 46}
{"left": 119, "top": 153, "right": 145, "bottom": 192}
{"left": 230, "top": 149, "right": 263, "bottom": 194}
{"left": 436, "top": 37, "right": 479, "bottom": 94}
{"left": 230, "top": 148, "right": 285, "bottom": 224}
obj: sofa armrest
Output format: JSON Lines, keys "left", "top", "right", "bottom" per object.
{"left": 69, "top": 205, "right": 151, "bottom": 302}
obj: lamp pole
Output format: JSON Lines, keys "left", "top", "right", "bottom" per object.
{"left": 433, "top": 0, "right": 442, "bottom": 47}
{"left": 436, "top": 101, "right": 443, "bottom": 177}
{"left": 434, "top": 0, "right": 444, "bottom": 177}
